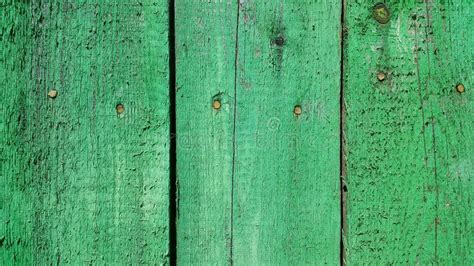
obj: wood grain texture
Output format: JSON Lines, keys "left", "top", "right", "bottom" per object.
{"left": 233, "top": 0, "right": 341, "bottom": 264}
{"left": 344, "top": 0, "right": 473, "bottom": 264}
{"left": 175, "top": 0, "right": 237, "bottom": 264}
{"left": 176, "top": 0, "right": 341, "bottom": 264}
{"left": 3, "top": 0, "right": 472, "bottom": 264}
{"left": 1, "top": 1, "right": 169, "bottom": 264}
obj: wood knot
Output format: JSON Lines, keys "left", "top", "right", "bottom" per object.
{"left": 273, "top": 36, "right": 285, "bottom": 46}
{"left": 377, "top": 72, "right": 386, "bottom": 81}
{"left": 373, "top": 3, "right": 390, "bottom": 24}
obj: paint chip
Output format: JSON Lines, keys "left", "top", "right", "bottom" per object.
{"left": 456, "top": 83, "right": 465, "bottom": 93}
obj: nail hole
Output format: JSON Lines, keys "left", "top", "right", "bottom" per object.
{"left": 456, "top": 83, "right": 465, "bottom": 93}
{"left": 343, "top": 185, "right": 348, "bottom": 192}
{"left": 294, "top": 105, "right": 302, "bottom": 116}
{"left": 212, "top": 99, "right": 221, "bottom": 110}
{"left": 47, "top": 89, "right": 58, "bottom": 99}
{"left": 116, "top": 103, "right": 125, "bottom": 114}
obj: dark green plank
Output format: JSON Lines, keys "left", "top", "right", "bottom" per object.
{"left": 1, "top": 1, "right": 169, "bottom": 264}
{"left": 344, "top": 0, "right": 473, "bottom": 264}
{"left": 232, "top": 0, "right": 341, "bottom": 264}
{"left": 175, "top": 0, "right": 237, "bottom": 264}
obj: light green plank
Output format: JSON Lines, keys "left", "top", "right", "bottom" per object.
{"left": 232, "top": 0, "right": 341, "bottom": 264}
{"left": 1, "top": 1, "right": 169, "bottom": 264}
{"left": 344, "top": 0, "right": 473, "bottom": 264}
{"left": 176, "top": 0, "right": 341, "bottom": 264}
{"left": 175, "top": 0, "right": 237, "bottom": 264}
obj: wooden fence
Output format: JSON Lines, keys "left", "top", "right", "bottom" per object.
{"left": 2, "top": 0, "right": 472, "bottom": 265}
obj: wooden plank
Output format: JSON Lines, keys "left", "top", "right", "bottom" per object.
{"left": 344, "top": 0, "right": 473, "bottom": 264}
{"left": 175, "top": 0, "right": 238, "bottom": 264}
{"left": 232, "top": 1, "right": 341, "bottom": 264}
{"left": 176, "top": 0, "right": 341, "bottom": 264}
{"left": 1, "top": 1, "right": 170, "bottom": 264}
{"left": 429, "top": 2, "right": 473, "bottom": 263}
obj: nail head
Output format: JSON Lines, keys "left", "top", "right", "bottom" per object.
{"left": 116, "top": 103, "right": 125, "bottom": 114}
{"left": 212, "top": 99, "right": 221, "bottom": 110}
{"left": 377, "top": 72, "right": 386, "bottom": 81}
{"left": 456, "top": 83, "right": 465, "bottom": 93}
{"left": 48, "top": 89, "right": 58, "bottom": 99}
{"left": 294, "top": 105, "right": 302, "bottom": 116}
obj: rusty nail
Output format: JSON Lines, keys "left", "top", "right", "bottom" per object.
{"left": 116, "top": 103, "right": 125, "bottom": 114}
{"left": 377, "top": 72, "right": 386, "bottom": 81}
{"left": 47, "top": 89, "right": 58, "bottom": 99}
{"left": 373, "top": 3, "right": 390, "bottom": 24}
{"left": 456, "top": 83, "right": 465, "bottom": 93}
{"left": 294, "top": 105, "right": 302, "bottom": 116}
{"left": 212, "top": 99, "right": 221, "bottom": 110}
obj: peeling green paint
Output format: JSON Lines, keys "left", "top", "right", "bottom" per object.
{"left": 2, "top": 1, "right": 170, "bottom": 264}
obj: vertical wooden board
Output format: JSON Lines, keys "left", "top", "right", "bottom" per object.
{"left": 344, "top": 0, "right": 473, "bottom": 264}
{"left": 232, "top": 0, "right": 341, "bottom": 264}
{"left": 422, "top": 1, "right": 473, "bottom": 264}
{"left": 175, "top": 0, "right": 237, "bottom": 264}
{"left": 1, "top": 3, "right": 34, "bottom": 263}
{"left": 2, "top": 1, "right": 169, "bottom": 264}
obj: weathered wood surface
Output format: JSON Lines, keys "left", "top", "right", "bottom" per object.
{"left": 2, "top": 1, "right": 170, "bottom": 264}
{"left": 176, "top": 0, "right": 341, "bottom": 264}
{"left": 175, "top": 0, "right": 237, "bottom": 264}
{"left": 2, "top": 0, "right": 473, "bottom": 265}
{"left": 344, "top": 1, "right": 473, "bottom": 264}
{"left": 232, "top": 0, "right": 341, "bottom": 264}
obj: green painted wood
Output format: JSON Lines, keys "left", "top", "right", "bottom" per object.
{"left": 344, "top": 0, "right": 473, "bottom": 264}
{"left": 232, "top": 0, "right": 341, "bottom": 264}
{"left": 2, "top": 1, "right": 170, "bottom": 264}
{"left": 3, "top": 0, "right": 472, "bottom": 264}
{"left": 175, "top": 0, "right": 237, "bottom": 264}
{"left": 176, "top": 0, "right": 341, "bottom": 264}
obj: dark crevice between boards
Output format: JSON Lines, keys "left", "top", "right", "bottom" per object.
{"left": 340, "top": 0, "right": 347, "bottom": 265}
{"left": 229, "top": 5, "right": 240, "bottom": 265}
{"left": 229, "top": 1, "right": 241, "bottom": 265}
{"left": 168, "top": 0, "right": 177, "bottom": 265}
